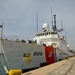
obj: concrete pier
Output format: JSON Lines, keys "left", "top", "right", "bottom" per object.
{"left": 21, "top": 57, "right": 75, "bottom": 75}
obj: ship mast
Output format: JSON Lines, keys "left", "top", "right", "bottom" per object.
{"left": 36, "top": 11, "right": 39, "bottom": 33}
{"left": 51, "top": 7, "right": 53, "bottom": 29}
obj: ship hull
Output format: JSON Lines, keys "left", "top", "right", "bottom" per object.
{"left": 1, "top": 39, "right": 68, "bottom": 72}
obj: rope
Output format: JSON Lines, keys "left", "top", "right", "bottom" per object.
{"left": 1, "top": 45, "right": 10, "bottom": 70}
{"left": 1, "top": 49, "right": 9, "bottom": 73}
{"left": 0, "top": 40, "right": 9, "bottom": 73}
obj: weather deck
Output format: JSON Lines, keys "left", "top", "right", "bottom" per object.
{"left": 22, "top": 57, "right": 75, "bottom": 75}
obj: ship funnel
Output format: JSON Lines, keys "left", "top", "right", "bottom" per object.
{"left": 52, "top": 15, "right": 57, "bottom": 31}
{"left": 43, "top": 23, "right": 49, "bottom": 32}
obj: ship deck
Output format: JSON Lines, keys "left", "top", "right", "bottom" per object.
{"left": 22, "top": 57, "right": 75, "bottom": 75}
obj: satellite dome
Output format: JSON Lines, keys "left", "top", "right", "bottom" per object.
{"left": 43, "top": 23, "right": 49, "bottom": 29}
{"left": 42, "top": 23, "right": 49, "bottom": 32}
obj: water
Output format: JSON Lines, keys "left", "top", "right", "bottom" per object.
{"left": 0, "top": 55, "right": 7, "bottom": 75}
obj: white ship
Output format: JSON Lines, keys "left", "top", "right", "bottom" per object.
{"left": 0, "top": 15, "right": 73, "bottom": 74}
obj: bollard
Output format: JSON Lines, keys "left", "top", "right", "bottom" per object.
{"left": 8, "top": 69, "right": 22, "bottom": 75}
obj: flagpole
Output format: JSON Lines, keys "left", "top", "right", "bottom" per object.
{"left": 1, "top": 23, "right": 4, "bottom": 39}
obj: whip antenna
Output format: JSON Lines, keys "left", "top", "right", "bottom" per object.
{"left": 61, "top": 20, "right": 64, "bottom": 31}
{"left": 36, "top": 11, "right": 39, "bottom": 33}
{"left": 51, "top": 6, "right": 53, "bottom": 29}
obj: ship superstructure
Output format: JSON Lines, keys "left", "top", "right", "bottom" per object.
{"left": 33, "top": 15, "right": 68, "bottom": 50}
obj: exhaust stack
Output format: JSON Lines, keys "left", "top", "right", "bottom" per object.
{"left": 52, "top": 15, "right": 57, "bottom": 31}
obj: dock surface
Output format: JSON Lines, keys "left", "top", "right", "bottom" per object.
{"left": 21, "top": 57, "right": 75, "bottom": 75}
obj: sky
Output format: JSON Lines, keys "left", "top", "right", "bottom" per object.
{"left": 0, "top": 0, "right": 75, "bottom": 50}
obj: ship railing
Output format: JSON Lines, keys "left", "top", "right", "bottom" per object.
{"left": 0, "top": 34, "right": 26, "bottom": 43}
{"left": 0, "top": 34, "right": 38, "bottom": 44}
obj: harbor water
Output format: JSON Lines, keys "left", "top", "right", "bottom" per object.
{"left": 0, "top": 55, "right": 7, "bottom": 75}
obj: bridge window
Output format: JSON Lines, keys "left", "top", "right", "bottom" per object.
{"left": 51, "top": 32, "right": 57, "bottom": 34}
{"left": 49, "top": 32, "right": 50, "bottom": 34}
{"left": 47, "top": 33, "right": 48, "bottom": 35}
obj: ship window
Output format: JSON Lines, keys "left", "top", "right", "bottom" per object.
{"left": 37, "top": 34, "right": 38, "bottom": 36}
{"left": 39, "top": 34, "right": 41, "bottom": 36}
{"left": 43, "top": 33, "right": 44, "bottom": 35}
{"left": 45, "top": 33, "right": 46, "bottom": 35}
{"left": 58, "top": 35, "right": 59, "bottom": 37}
{"left": 51, "top": 32, "right": 57, "bottom": 34}
{"left": 39, "top": 34, "right": 40, "bottom": 36}
{"left": 49, "top": 32, "right": 50, "bottom": 34}
{"left": 37, "top": 34, "right": 39, "bottom": 36}
{"left": 47, "top": 32, "right": 48, "bottom": 35}
{"left": 41, "top": 34, "right": 42, "bottom": 36}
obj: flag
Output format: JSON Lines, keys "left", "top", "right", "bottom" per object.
{"left": 0, "top": 25, "right": 2, "bottom": 28}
